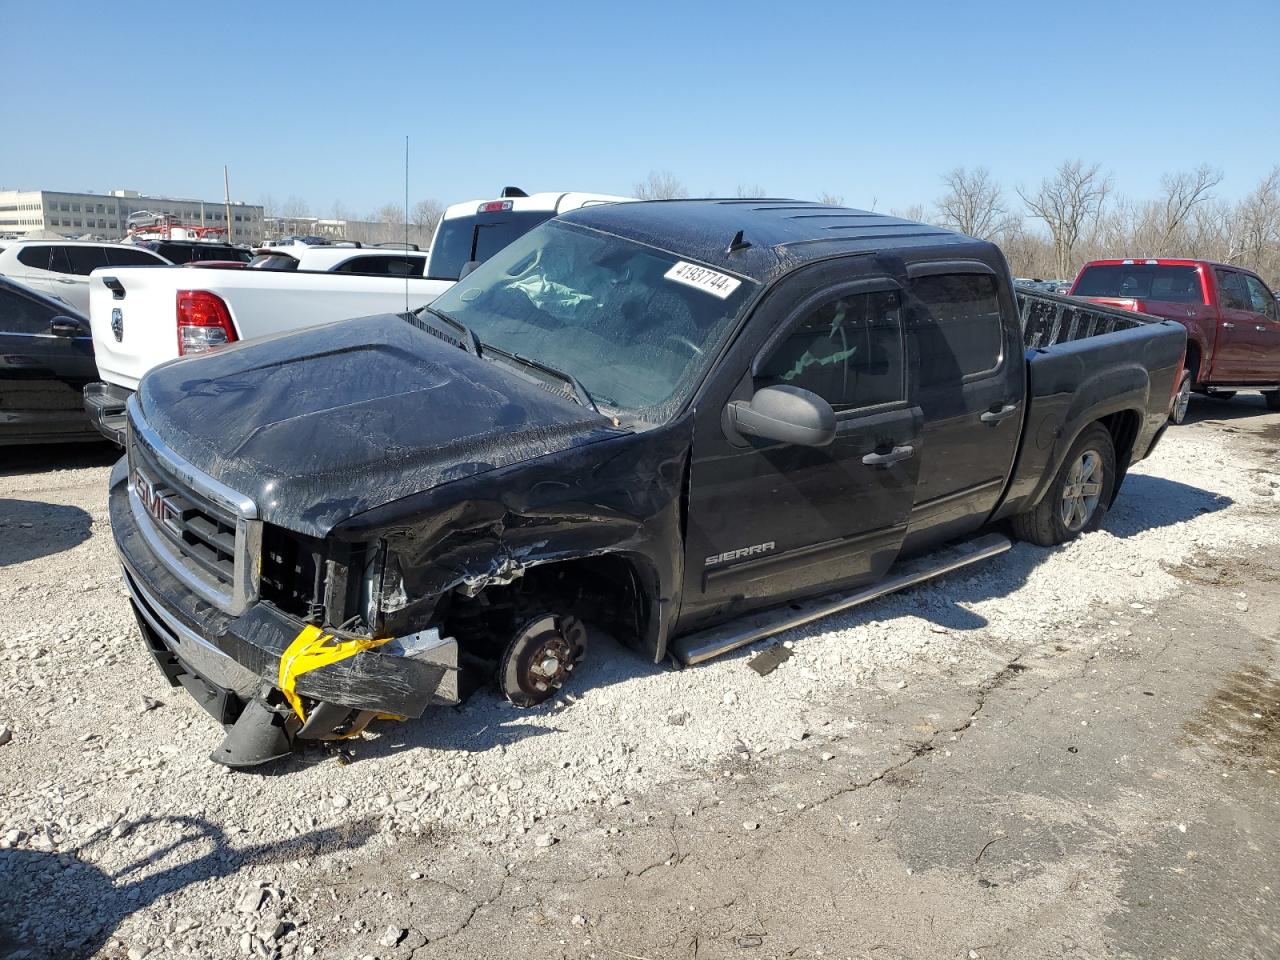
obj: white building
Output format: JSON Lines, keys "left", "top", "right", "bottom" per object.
{"left": 0, "top": 188, "right": 265, "bottom": 244}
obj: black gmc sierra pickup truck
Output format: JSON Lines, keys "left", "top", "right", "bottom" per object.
{"left": 108, "top": 199, "right": 1186, "bottom": 766}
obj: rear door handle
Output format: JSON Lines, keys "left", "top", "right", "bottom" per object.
{"left": 862, "top": 445, "right": 915, "bottom": 467}
{"left": 1222, "top": 322, "right": 1236, "bottom": 329}
{"left": 1257, "top": 325, "right": 1267, "bottom": 332}
{"left": 980, "top": 403, "right": 1018, "bottom": 425}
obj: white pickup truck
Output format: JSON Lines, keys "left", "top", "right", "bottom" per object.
{"left": 84, "top": 189, "right": 629, "bottom": 442}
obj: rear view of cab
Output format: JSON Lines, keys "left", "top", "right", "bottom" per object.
{"left": 424, "top": 187, "right": 632, "bottom": 281}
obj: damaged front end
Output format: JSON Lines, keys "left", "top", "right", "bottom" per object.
{"left": 110, "top": 414, "right": 461, "bottom": 768}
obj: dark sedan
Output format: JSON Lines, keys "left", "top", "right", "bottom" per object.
{"left": 0, "top": 277, "right": 100, "bottom": 444}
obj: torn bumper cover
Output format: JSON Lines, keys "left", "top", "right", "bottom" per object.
{"left": 108, "top": 459, "right": 459, "bottom": 765}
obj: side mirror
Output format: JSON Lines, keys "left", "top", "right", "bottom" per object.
{"left": 50, "top": 315, "right": 86, "bottom": 338}
{"left": 458, "top": 260, "right": 481, "bottom": 280}
{"left": 726, "top": 385, "right": 836, "bottom": 447}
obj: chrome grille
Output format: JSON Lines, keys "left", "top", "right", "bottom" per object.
{"left": 125, "top": 396, "right": 261, "bottom": 615}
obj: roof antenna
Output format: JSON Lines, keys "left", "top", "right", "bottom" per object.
{"left": 726, "top": 230, "right": 751, "bottom": 254}
{"left": 404, "top": 134, "right": 410, "bottom": 313}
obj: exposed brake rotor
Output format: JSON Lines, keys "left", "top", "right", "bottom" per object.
{"left": 499, "top": 614, "right": 587, "bottom": 707}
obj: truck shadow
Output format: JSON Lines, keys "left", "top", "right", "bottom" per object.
{"left": 1181, "top": 391, "right": 1275, "bottom": 426}
{"left": 295, "top": 475, "right": 1230, "bottom": 767}
{"left": 0, "top": 498, "right": 94, "bottom": 567}
{"left": 0, "top": 441, "right": 119, "bottom": 476}
{"left": 0, "top": 815, "right": 377, "bottom": 960}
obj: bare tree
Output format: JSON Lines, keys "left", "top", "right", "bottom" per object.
{"left": 1234, "top": 166, "right": 1280, "bottom": 276}
{"left": 331, "top": 200, "right": 351, "bottom": 221}
{"left": 1153, "top": 165, "right": 1223, "bottom": 253}
{"left": 259, "top": 193, "right": 278, "bottom": 216}
{"left": 633, "top": 171, "right": 688, "bottom": 200}
{"left": 373, "top": 203, "right": 405, "bottom": 227}
{"left": 935, "top": 166, "right": 1011, "bottom": 239}
{"left": 411, "top": 199, "right": 444, "bottom": 237}
{"left": 735, "top": 184, "right": 768, "bottom": 199}
{"left": 890, "top": 203, "right": 928, "bottom": 223}
{"left": 280, "top": 195, "right": 311, "bottom": 219}
{"left": 816, "top": 192, "right": 844, "bottom": 206}
{"left": 1019, "top": 160, "right": 1112, "bottom": 280}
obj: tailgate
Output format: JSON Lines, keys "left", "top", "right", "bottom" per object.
{"left": 90, "top": 267, "right": 454, "bottom": 391}
{"left": 89, "top": 267, "right": 182, "bottom": 392}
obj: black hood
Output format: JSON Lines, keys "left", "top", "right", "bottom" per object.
{"left": 138, "top": 314, "right": 626, "bottom": 536}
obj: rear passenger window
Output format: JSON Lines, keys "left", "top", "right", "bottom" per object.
{"left": 911, "top": 273, "right": 1003, "bottom": 382}
{"left": 104, "top": 247, "right": 166, "bottom": 267}
{"left": 335, "top": 255, "right": 424, "bottom": 276}
{"left": 757, "top": 290, "right": 904, "bottom": 410}
{"left": 16, "top": 246, "right": 54, "bottom": 270}
{"left": 64, "top": 247, "right": 111, "bottom": 275}
{"left": 1215, "top": 270, "right": 1251, "bottom": 311}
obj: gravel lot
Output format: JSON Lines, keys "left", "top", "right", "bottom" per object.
{"left": 2, "top": 397, "right": 1279, "bottom": 960}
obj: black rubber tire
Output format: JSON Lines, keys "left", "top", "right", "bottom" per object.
{"left": 1010, "top": 424, "right": 1117, "bottom": 548}
{"left": 1265, "top": 392, "right": 1280, "bottom": 411}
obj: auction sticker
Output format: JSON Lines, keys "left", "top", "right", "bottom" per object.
{"left": 664, "top": 261, "right": 742, "bottom": 299}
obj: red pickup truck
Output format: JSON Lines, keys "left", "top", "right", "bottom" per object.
{"left": 1070, "top": 259, "right": 1280, "bottom": 423}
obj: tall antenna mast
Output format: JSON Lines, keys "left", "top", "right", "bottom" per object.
{"left": 404, "top": 135, "right": 410, "bottom": 312}
{"left": 223, "top": 165, "right": 232, "bottom": 243}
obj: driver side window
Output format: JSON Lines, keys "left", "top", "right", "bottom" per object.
{"left": 757, "top": 290, "right": 904, "bottom": 411}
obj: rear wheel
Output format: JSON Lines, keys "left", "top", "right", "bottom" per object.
{"left": 1011, "top": 424, "right": 1116, "bottom": 547}
{"left": 1170, "top": 370, "right": 1192, "bottom": 425}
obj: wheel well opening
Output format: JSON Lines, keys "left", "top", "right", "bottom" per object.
{"left": 437, "top": 554, "right": 649, "bottom": 663}
{"left": 1184, "top": 340, "right": 1203, "bottom": 384}
{"left": 1098, "top": 409, "right": 1141, "bottom": 501}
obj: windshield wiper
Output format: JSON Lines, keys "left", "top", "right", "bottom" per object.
{"left": 414, "top": 306, "right": 482, "bottom": 356}
{"left": 485, "top": 345, "right": 599, "bottom": 413}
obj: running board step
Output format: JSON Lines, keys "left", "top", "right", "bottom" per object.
{"left": 671, "top": 532, "right": 1012, "bottom": 666}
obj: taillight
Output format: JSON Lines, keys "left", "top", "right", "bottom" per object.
{"left": 176, "top": 290, "right": 237, "bottom": 356}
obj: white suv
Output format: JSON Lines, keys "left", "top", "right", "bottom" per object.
{"left": 249, "top": 245, "right": 429, "bottom": 276}
{"left": 0, "top": 240, "right": 170, "bottom": 314}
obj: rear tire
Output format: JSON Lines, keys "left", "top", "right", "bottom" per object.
{"left": 1170, "top": 370, "right": 1192, "bottom": 425}
{"left": 1011, "top": 424, "right": 1116, "bottom": 547}
{"left": 1265, "top": 391, "right": 1280, "bottom": 411}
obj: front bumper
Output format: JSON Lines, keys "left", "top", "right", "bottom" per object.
{"left": 109, "top": 458, "right": 460, "bottom": 748}
{"left": 83, "top": 382, "right": 132, "bottom": 446}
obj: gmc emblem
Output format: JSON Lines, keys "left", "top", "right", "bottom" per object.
{"left": 133, "top": 468, "right": 173, "bottom": 527}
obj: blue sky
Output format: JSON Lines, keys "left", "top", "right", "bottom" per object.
{"left": 3, "top": 0, "right": 1277, "bottom": 216}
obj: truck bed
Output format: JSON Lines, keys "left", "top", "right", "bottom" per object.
{"left": 994, "top": 290, "right": 1187, "bottom": 520}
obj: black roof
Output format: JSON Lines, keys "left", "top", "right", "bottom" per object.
{"left": 560, "top": 199, "right": 987, "bottom": 285}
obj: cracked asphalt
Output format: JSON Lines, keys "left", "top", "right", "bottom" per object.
{"left": 3, "top": 398, "right": 1279, "bottom": 960}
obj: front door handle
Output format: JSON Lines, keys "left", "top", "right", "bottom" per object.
{"left": 1256, "top": 325, "right": 1267, "bottom": 332}
{"left": 862, "top": 445, "right": 915, "bottom": 467}
{"left": 980, "top": 403, "right": 1018, "bottom": 425}
{"left": 1222, "top": 322, "right": 1236, "bottom": 329}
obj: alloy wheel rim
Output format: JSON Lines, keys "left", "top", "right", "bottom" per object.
{"left": 1060, "top": 450, "right": 1104, "bottom": 531}
{"left": 1174, "top": 377, "right": 1191, "bottom": 422}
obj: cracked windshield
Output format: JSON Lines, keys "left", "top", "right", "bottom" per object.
{"left": 427, "top": 220, "right": 756, "bottom": 415}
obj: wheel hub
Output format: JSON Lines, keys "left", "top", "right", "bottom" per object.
{"left": 1060, "top": 450, "right": 1104, "bottom": 531}
{"left": 499, "top": 615, "right": 586, "bottom": 707}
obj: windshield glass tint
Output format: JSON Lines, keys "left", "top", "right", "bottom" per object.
{"left": 1074, "top": 264, "right": 1204, "bottom": 303}
{"left": 427, "top": 211, "right": 554, "bottom": 280}
{"left": 427, "top": 221, "right": 755, "bottom": 417}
